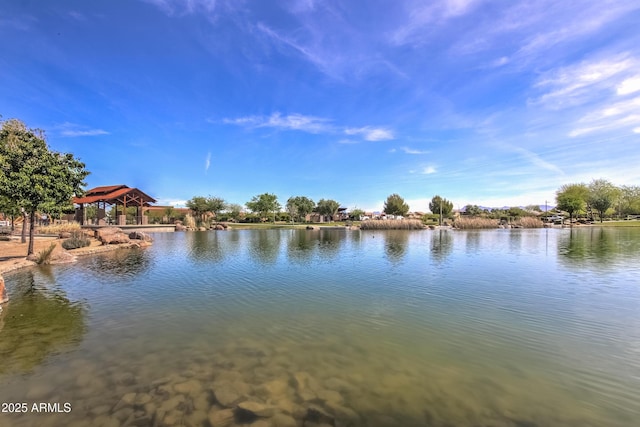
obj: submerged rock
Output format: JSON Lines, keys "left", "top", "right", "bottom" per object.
{"left": 0, "top": 275, "right": 8, "bottom": 304}
{"left": 237, "top": 401, "right": 277, "bottom": 417}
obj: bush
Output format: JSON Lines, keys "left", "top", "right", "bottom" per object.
{"left": 61, "top": 232, "right": 91, "bottom": 250}
{"left": 38, "top": 222, "right": 81, "bottom": 234}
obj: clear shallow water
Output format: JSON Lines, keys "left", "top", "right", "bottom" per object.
{"left": 1, "top": 227, "right": 639, "bottom": 427}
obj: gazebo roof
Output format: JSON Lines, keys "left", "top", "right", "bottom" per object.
{"left": 73, "top": 185, "right": 156, "bottom": 206}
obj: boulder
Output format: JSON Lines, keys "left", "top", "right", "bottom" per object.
{"left": 214, "top": 224, "right": 225, "bottom": 230}
{"left": 306, "top": 226, "right": 316, "bottom": 230}
{"left": 59, "top": 231, "right": 72, "bottom": 239}
{"left": 237, "top": 401, "right": 276, "bottom": 418}
{"left": 212, "top": 381, "right": 250, "bottom": 407}
{"left": 208, "top": 408, "right": 235, "bottom": 427}
{"left": 96, "top": 227, "right": 130, "bottom": 245}
{"left": 198, "top": 227, "right": 207, "bottom": 231}
{"left": 175, "top": 224, "right": 186, "bottom": 231}
{"left": 128, "top": 231, "right": 153, "bottom": 242}
{"left": 0, "top": 275, "right": 8, "bottom": 304}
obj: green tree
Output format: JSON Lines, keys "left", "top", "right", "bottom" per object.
{"left": 316, "top": 199, "right": 340, "bottom": 221}
{"left": 556, "top": 183, "right": 588, "bottom": 223}
{"left": 0, "top": 195, "right": 20, "bottom": 231}
{"left": 186, "top": 196, "right": 210, "bottom": 224}
{"left": 286, "top": 196, "right": 315, "bottom": 223}
{"left": 429, "top": 195, "right": 453, "bottom": 225}
{"left": 383, "top": 193, "right": 409, "bottom": 216}
{"left": 619, "top": 185, "right": 640, "bottom": 216}
{"left": 463, "top": 204, "right": 482, "bottom": 216}
{"left": 0, "top": 119, "right": 89, "bottom": 255}
{"left": 207, "top": 196, "right": 226, "bottom": 220}
{"left": 246, "top": 193, "right": 281, "bottom": 223}
{"left": 587, "top": 179, "right": 619, "bottom": 223}
{"left": 163, "top": 206, "right": 175, "bottom": 223}
{"left": 350, "top": 208, "right": 366, "bottom": 220}
{"left": 225, "top": 203, "right": 244, "bottom": 221}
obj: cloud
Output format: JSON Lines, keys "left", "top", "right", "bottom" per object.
{"left": 223, "top": 112, "right": 333, "bottom": 134}
{"left": 142, "top": 0, "right": 218, "bottom": 16}
{"left": 223, "top": 113, "right": 394, "bottom": 142}
{"left": 617, "top": 76, "right": 640, "bottom": 95}
{"left": 422, "top": 166, "right": 437, "bottom": 174}
{"left": 344, "top": 127, "right": 394, "bottom": 141}
{"left": 57, "top": 123, "right": 109, "bottom": 137}
{"left": 205, "top": 152, "right": 211, "bottom": 173}
{"left": 532, "top": 55, "right": 636, "bottom": 109}
{"left": 155, "top": 198, "right": 188, "bottom": 207}
{"left": 634, "top": 127, "right": 640, "bottom": 134}
{"left": 568, "top": 97, "right": 640, "bottom": 137}
{"left": 401, "top": 146, "right": 429, "bottom": 154}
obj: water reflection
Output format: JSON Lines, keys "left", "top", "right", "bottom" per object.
{"left": 187, "top": 231, "right": 226, "bottom": 262}
{"left": 430, "top": 229, "right": 453, "bottom": 263}
{"left": 383, "top": 231, "right": 409, "bottom": 264}
{"left": 317, "top": 229, "right": 343, "bottom": 260}
{"left": 0, "top": 271, "right": 86, "bottom": 374}
{"left": 248, "top": 230, "right": 282, "bottom": 264}
{"left": 286, "top": 230, "right": 316, "bottom": 263}
{"left": 84, "top": 248, "right": 152, "bottom": 281}
{"left": 557, "top": 227, "right": 640, "bottom": 268}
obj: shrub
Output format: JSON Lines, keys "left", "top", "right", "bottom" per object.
{"left": 36, "top": 242, "right": 57, "bottom": 265}
{"left": 360, "top": 219, "right": 425, "bottom": 230}
{"left": 454, "top": 217, "right": 499, "bottom": 229}
{"left": 61, "top": 232, "right": 91, "bottom": 250}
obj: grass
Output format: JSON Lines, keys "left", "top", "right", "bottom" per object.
{"left": 454, "top": 217, "right": 498, "bottom": 229}
{"left": 35, "top": 242, "right": 57, "bottom": 265}
{"left": 38, "top": 223, "right": 81, "bottom": 234}
{"left": 359, "top": 219, "right": 425, "bottom": 230}
{"left": 61, "top": 231, "right": 91, "bottom": 250}
{"left": 593, "top": 220, "right": 640, "bottom": 227}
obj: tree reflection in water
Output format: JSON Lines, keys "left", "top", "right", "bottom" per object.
{"left": 84, "top": 248, "right": 152, "bottom": 281}
{"left": 383, "top": 231, "right": 409, "bottom": 264}
{"left": 249, "top": 229, "right": 282, "bottom": 265}
{"left": 558, "top": 227, "right": 640, "bottom": 269}
{"left": 431, "top": 229, "right": 453, "bottom": 263}
{"left": 0, "top": 271, "right": 86, "bottom": 374}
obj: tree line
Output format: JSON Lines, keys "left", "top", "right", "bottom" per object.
{"left": 555, "top": 179, "right": 639, "bottom": 223}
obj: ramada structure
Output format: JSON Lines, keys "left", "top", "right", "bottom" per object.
{"left": 72, "top": 185, "right": 157, "bottom": 226}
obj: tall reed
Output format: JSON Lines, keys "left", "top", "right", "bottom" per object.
{"left": 454, "top": 217, "right": 498, "bottom": 229}
{"left": 359, "top": 219, "right": 425, "bottom": 230}
{"left": 513, "top": 217, "right": 544, "bottom": 228}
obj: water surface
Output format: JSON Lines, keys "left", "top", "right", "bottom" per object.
{"left": 1, "top": 227, "right": 639, "bottom": 427}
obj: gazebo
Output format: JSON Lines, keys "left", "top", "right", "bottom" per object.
{"left": 72, "top": 185, "right": 157, "bottom": 226}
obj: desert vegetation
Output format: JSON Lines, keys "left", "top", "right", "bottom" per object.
{"left": 454, "top": 217, "right": 499, "bottom": 229}
{"left": 360, "top": 219, "right": 425, "bottom": 230}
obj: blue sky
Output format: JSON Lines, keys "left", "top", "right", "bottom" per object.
{"left": 1, "top": 0, "right": 639, "bottom": 212}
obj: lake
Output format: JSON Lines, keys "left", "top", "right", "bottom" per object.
{"left": 1, "top": 227, "right": 639, "bottom": 427}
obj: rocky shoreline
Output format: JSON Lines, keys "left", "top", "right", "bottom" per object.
{"left": 0, "top": 227, "right": 152, "bottom": 308}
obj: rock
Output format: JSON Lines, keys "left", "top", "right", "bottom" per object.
{"left": 175, "top": 224, "right": 186, "bottom": 231}
{"left": 303, "top": 406, "right": 334, "bottom": 426}
{"left": 208, "top": 408, "right": 235, "bottom": 427}
{"left": 198, "top": 227, "right": 207, "bottom": 231}
{"left": 128, "top": 231, "right": 153, "bottom": 242}
{"left": 212, "top": 381, "right": 250, "bottom": 407}
{"left": 214, "top": 224, "right": 225, "bottom": 230}
{"left": 174, "top": 379, "right": 203, "bottom": 396}
{"left": 252, "top": 420, "right": 274, "bottom": 427}
{"left": 259, "top": 379, "right": 290, "bottom": 398}
{"left": 272, "top": 413, "right": 298, "bottom": 427}
{"left": 237, "top": 401, "right": 277, "bottom": 417}
{"left": 0, "top": 275, "right": 7, "bottom": 304}
{"left": 59, "top": 231, "right": 72, "bottom": 238}
{"left": 96, "top": 227, "right": 130, "bottom": 245}
{"left": 306, "top": 226, "right": 316, "bottom": 230}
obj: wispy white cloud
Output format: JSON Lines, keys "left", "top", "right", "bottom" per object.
{"left": 344, "top": 126, "right": 394, "bottom": 141}
{"left": 568, "top": 96, "right": 640, "bottom": 137}
{"left": 205, "top": 152, "right": 211, "bottom": 173}
{"left": 142, "top": 0, "right": 218, "bottom": 16}
{"left": 223, "top": 113, "right": 394, "bottom": 142}
{"left": 68, "top": 11, "right": 86, "bottom": 21}
{"left": 532, "top": 55, "right": 636, "bottom": 109}
{"left": 634, "top": 127, "right": 640, "bottom": 134}
{"left": 223, "top": 113, "right": 333, "bottom": 134}
{"left": 57, "top": 122, "right": 109, "bottom": 137}
{"left": 401, "top": 146, "right": 429, "bottom": 154}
